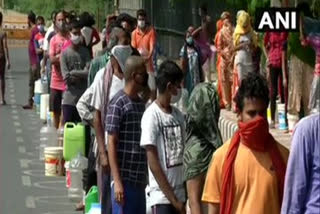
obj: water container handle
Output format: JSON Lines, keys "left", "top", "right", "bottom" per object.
{"left": 65, "top": 122, "right": 75, "bottom": 129}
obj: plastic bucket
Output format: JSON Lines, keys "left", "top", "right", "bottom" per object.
{"left": 40, "top": 94, "right": 49, "bottom": 121}
{"left": 44, "top": 147, "right": 64, "bottom": 176}
{"left": 288, "top": 113, "right": 299, "bottom": 132}
{"left": 277, "top": 104, "right": 287, "bottom": 130}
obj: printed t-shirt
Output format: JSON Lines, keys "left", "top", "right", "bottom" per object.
{"left": 140, "top": 102, "right": 186, "bottom": 207}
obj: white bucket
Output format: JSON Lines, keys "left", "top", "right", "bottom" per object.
{"left": 44, "top": 147, "right": 64, "bottom": 176}
{"left": 288, "top": 113, "right": 299, "bottom": 132}
{"left": 40, "top": 94, "right": 50, "bottom": 121}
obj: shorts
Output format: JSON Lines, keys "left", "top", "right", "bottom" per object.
{"left": 49, "top": 88, "right": 63, "bottom": 112}
{"left": 62, "top": 105, "right": 81, "bottom": 124}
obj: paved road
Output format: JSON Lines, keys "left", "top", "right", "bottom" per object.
{"left": 0, "top": 46, "right": 81, "bottom": 214}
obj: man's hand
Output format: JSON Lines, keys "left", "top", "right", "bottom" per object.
{"left": 173, "top": 201, "right": 186, "bottom": 214}
{"left": 6, "top": 61, "right": 10, "bottom": 70}
{"left": 99, "top": 153, "right": 109, "bottom": 173}
{"left": 114, "top": 180, "right": 124, "bottom": 205}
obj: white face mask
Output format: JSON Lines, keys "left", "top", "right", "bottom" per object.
{"left": 71, "top": 33, "right": 81, "bottom": 45}
{"left": 138, "top": 20, "right": 145, "bottom": 29}
{"left": 170, "top": 88, "right": 182, "bottom": 104}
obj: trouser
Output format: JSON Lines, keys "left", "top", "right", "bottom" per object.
{"left": 152, "top": 204, "right": 179, "bottom": 214}
{"left": 97, "top": 163, "right": 112, "bottom": 214}
{"left": 111, "top": 181, "right": 146, "bottom": 214}
{"left": 62, "top": 105, "right": 82, "bottom": 124}
{"left": 29, "top": 65, "right": 40, "bottom": 104}
{"left": 270, "top": 66, "right": 288, "bottom": 121}
{"left": 85, "top": 129, "right": 97, "bottom": 193}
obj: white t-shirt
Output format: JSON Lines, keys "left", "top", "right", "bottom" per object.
{"left": 140, "top": 102, "right": 186, "bottom": 207}
{"left": 90, "top": 68, "right": 124, "bottom": 153}
{"left": 43, "top": 24, "right": 55, "bottom": 52}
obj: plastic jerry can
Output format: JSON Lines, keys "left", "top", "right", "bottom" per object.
{"left": 85, "top": 186, "right": 99, "bottom": 213}
{"left": 63, "top": 122, "right": 85, "bottom": 161}
{"left": 88, "top": 203, "right": 101, "bottom": 214}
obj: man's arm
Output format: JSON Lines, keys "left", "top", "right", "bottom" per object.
{"left": 208, "top": 203, "right": 220, "bottom": 214}
{"left": 281, "top": 122, "right": 310, "bottom": 214}
{"left": 93, "top": 110, "right": 109, "bottom": 171}
{"left": 145, "top": 145, "right": 185, "bottom": 213}
{"left": 108, "top": 134, "right": 124, "bottom": 205}
{"left": 49, "top": 38, "right": 60, "bottom": 65}
{"left": 60, "top": 52, "right": 75, "bottom": 86}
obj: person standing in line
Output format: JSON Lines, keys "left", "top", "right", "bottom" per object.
{"left": 202, "top": 72, "right": 289, "bottom": 214}
{"left": 180, "top": 26, "right": 204, "bottom": 96}
{"left": 300, "top": 14, "right": 320, "bottom": 111}
{"left": 231, "top": 10, "right": 258, "bottom": 112}
{"left": 80, "top": 12, "right": 100, "bottom": 59}
{"left": 60, "top": 20, "right": 91, "bottom": 125}
{"left": 287, "top": 2, "right": 315, "bottom": 119}
{"left": 23, "top": 11, "right": 39, "bottom": 109}
{"left": 34, "top": 16, "right": 46, "bottom": 65}
{"left": 216, "top": 12, "right": 234, "bottom": 111}
{"left": 41, "top": 11, "right": 57, "bottom": 91}
{"left": 140, "top": 61, "right": 186, "bottom": 214}
{"left": 281, "top": 113, "right": 319, "bottom": 214}
{"left": 0, "top": 12, "right": 10, "bottom": 105}
{"left": 106, "top": 56, "right": 149, "bottom": 214}
{"left": 90, "top": 30, "right": 137, "bottom": 214}
{"left": 131, "top": 9, "right": 157, "bottom": 100}
{"left": 183, "top": 82, "right": 223, "bottom": 214}
{"left": 264, "top": 31, "right": 288, "bottom": 128}
{"left": 49, "top": 11, "right": 70, "bottom": 129}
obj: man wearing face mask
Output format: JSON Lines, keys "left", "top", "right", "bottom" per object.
{"left": 49, "top": 10, "right": 70, "bottom": 129}
{"left": 180, "top": 26, "right": 204, "bottom": 96}
{"left": 89, "top": 30, "right": 140, "bottom": 214}
{"left": 131, "top": 9, "right": 157, "bottom": 100}
{"left": 23, "top": 11, "right": 39, "bottom": 109}
{"left": 60, "top": 20, "right": 90, "bottom": 125}
{"left": 106, "top": 56, "right": 149, "bottom": 214}
{"left": 202, "top": 72, "right": 289, "bottom": 214}
{"left": 140, "top": 61, "right": 186, "bottom": 214}
{"left": 35, "top": 16, "right": 46, "bottom": 65}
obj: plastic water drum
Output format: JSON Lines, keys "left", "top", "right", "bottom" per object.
{"left": 44, "top": 147, "right": 64, "bottom": 176}
{"left": 287, "top": 113, "right": 299, "bottom": 132}
{"left": 63, "top": 123, "right": 86, "bottom": 161}
{"left": 40, "top": 94, "right": 50, "bottom": 121}
{"left": 277, "top": 104, "right": 287, "bottom": 130}
{"left": 34, "top": 79, "right": 48, "bottom": 94}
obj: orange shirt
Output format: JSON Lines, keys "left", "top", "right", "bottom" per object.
{"left": 202, "top": 140, "right": 289, "bottom": 214}
{"left": 131, "top": 26, "right": 156, "bottom": 72}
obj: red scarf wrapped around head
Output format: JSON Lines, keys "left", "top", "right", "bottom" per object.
{"left": 220, "top": 116, "right": 286, "bottom": 214}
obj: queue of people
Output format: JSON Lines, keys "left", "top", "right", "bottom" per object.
{"left": 10, "top": 2, "right": 319, "bottom": 214}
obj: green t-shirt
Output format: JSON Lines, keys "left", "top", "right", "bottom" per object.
{"left": 288, "top": 33, "right": 315, "bottom": 67}
{"left": 87, "top": 52, "right": 111, "bottom": 87}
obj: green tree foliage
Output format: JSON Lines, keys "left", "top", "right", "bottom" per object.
{"left": 5, "top": 0, "right": 113, "bottom": 29}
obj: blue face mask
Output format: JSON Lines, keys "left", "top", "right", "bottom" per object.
{"left": 186, "top": 37, "right": 194, "bottom": 45}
